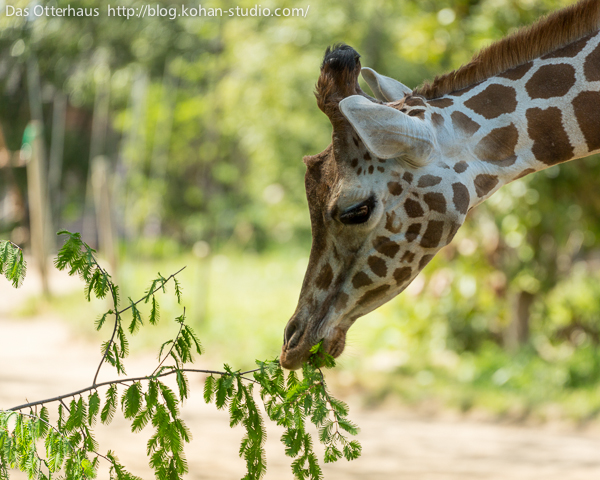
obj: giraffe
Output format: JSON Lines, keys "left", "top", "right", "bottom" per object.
{"left": 280, "top": 0, "right": 600, "bottom": 370}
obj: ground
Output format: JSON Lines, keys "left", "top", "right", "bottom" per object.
{"left": 1, "top": 266, "right": 600, "bottom": 479}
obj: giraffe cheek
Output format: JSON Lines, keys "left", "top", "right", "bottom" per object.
{"left": 324, "top": 327, "right": 347, "bottom": 359}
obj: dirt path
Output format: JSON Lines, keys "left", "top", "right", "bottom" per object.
{"left": 2, "top": 272, "right": 600, "bottom": 479}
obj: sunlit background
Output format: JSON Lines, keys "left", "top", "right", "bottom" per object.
{"left": 2, "top": 0, "right": 600, "bottom": 429}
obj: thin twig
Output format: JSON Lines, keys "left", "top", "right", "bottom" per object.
{"left": 316, "top": 366, "right": 344, "bottom": 439}
{"left": 59, "top": 398, "right": 70, "bottom": 412}
{"left": 92, "top": 264, "right": 186, "bottom": 386}
{"left": 240, "top": 367, "right": 261, "bottom": 376}
{"left": 8, "top": 367, "right": 255, "bottom": 412}
{"left": 239, "top": 375, "right": 260, "bottom": 385}
{"left": 117, "top": 266, "right": 186, "bottom": 317}
{"left": 152, "top": 309, "right": 185, "bottom": 376}
{"left": 1, "top": 240, "right": 23, "bottom": 252}
{"left": 91, "top": 251, "right": 122, "bottom": 387}
{"left": 93, "top": 310, "right": 120, "bottom": 387}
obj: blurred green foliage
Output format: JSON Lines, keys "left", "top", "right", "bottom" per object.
{"left": 2, "top": 0, "right": 600, "bottom": 420}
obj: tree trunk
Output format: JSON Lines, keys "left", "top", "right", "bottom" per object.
{"left": 504, "top": 290, "right": 535, "bottom": 350}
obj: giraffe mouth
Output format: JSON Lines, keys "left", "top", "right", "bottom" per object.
{"left": 280, "top": 320, "right": 320, "bottom": 370}
{"left": 280, "top": 316, "right": 347, "bottom": 370}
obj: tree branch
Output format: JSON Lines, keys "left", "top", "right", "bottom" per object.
{"left": 7, "top": 367, "right": 257, "bottom": 412}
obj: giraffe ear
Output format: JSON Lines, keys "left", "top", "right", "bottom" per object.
{"left": 361, "top": 68, "right": 412, "bottom": 102}
{"left": 339, "top": 95, "right": 433, "bottom": 167}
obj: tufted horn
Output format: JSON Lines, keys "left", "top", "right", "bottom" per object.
{"left": 315, "top": 44, "right": 367, "bottom": 128}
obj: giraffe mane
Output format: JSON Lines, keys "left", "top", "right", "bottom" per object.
{"left": 415, "top": 0, "right": 600, "bottom": 99}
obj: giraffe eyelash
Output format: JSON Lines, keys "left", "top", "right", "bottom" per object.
{"left": 338, "top": 196, "right": 376, "bottom": 225}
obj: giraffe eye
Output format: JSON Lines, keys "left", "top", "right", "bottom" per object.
{"left": 339, "top": 197, "right": 376, "bottom": 225}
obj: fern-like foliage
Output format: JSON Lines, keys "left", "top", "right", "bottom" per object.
{"left": 0, "top": 231, "right": 360, "bottom": 480}
{"left": 0, "top": 240, "right": 26, "bottom": 288}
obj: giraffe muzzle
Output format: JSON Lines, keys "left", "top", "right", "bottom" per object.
{"left": 280, "top": 312, "right": 348, "bottom": 370}
{"left": 280, "top": 315, "right": 315, "bottom": 370}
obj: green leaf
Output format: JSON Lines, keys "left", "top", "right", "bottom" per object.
{"left": 158, "top": 382, "right": 179, "bottom": 418}
{"left": 176, "top": 370, "right": 189, "bottom": 400}
{"left": 175, "top": 311, "right": 186, "bottom": 325}
{"left": 149, "top": 295, "right": 160, "bottom": 325}
{"left": 157, "top": 339, "right": 173, "bottom": 361}
{"left": 57, "top": 403, "right": 65, "bottom": 430}
{"left": 0, "top": 241, "right": 27, "bottom": 288}
{"left": 337, "top": 418, "right": 359, "bottom": 436}
{"left": 204, "top": 375, "right": 215, "bottom": 404}
{"left": 184, "top": 325, "right": 203, "bottom": 357}
{"left": 113, "top": 342, "right": 126, "bottom": 375}
{"left": 286, "top": 371, "right": 299, "bottom": 391}
{"left": 95, "top": 310, "right": 113, "bottom": 331}
{"left": 291, "top": 455, "right": 308, "bottom": 480}
{"left": 101, "top": 384, "right": 118, "bottom": 424}
{"left": 282, "top": 428, "right": 303, "bottom": 457}
{"left": 307, "top": 450, "right": 323, "bottom": 479}
{"left": 122, "top": 382, "right": 142, "bottom": 419}
{"left": 215, "top": 375, "right": 234, "bottom": 410}
{"left": 228, "top": 395, "right": 244, "bottom": 427}
{"left": 158, "top": 273, "right": 168, "bottom": 292}
{"left": 128, "top": 298, "right": 143, "bottom": 334}
{"left": 144, "top": 279, "right": 159, "bottom": 302}
{"left": 307, "top": 341, "right": 336, "bottom": 369}
{"left": 93, "top": 269, "right": 110, "bottom": 300}
{"left": 343, "top": 440, "right": 362, "bottom": 461}
{"left": 324, "top": 445, "right": 342, "bottom": 463}
{"left": 318, "top": 420, "right": 334, "bottom": 444}
{"left": 83, "top": 424, "right": 99, "bottom": 453}
{"left": 65, "top": 397, "right": 86, "bottom": 432}
{"left": 146, "top": 380, "right": 159, "bottom": 409}
{"left": 54, "top": 231, "right": 81, "bottom": 269}
{"left": 311, "top": 403, "right": 328, "bottom": 427}
{"left": 131, "top": 407, "right": 153, "bottom": 433}
{"left": 173, "top": 277, "right": 183, "bottom": 304}
{"left": 111, "top": 283, "right": 121, "bottom": 308}
{"left": 116, "top": 323, "right": 129, "bottom": 359}
{"left": 173, "top": 338, "right": 186, "bottom": 364}
{"left": 173, "top": 418, "right": 191, "bottom": 443}
{"left": 328, "top": 397, "right": 349, "bottom": 417}
{"left": 107, "top": 451, "right": 143, "bottom": 480}
{"left": 86, "top": 270, "right": 100, "bottom": 301}
{"left": 81, "top": 458, "right": 95, "bottom": 477}
{"left": 309, "top": 341, "right": 324, "bottom": 355}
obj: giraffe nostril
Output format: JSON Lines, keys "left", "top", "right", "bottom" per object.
{"left": 284, "top": 320, "right": 301, "bottom": 350}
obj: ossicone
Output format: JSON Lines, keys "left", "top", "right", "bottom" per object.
{"left": 321, "top": 43, "right": 361, "bottom": 73}
{"left": 315, "top": 44, "right": 364, "bottom": 122}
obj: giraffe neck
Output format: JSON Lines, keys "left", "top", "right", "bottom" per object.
{"left": 429, "top": 29, "right": 600, "bottom": 208}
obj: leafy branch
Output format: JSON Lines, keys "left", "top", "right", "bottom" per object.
{"left": 0, "top": 240, "right": 27, "bottom": 288}
{"left": 0, "top": 231, "right": 360, "bottom": 480}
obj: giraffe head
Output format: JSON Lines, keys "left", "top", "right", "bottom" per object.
{"left": 280, "top": 45, "right": 470, "bottom": 370}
